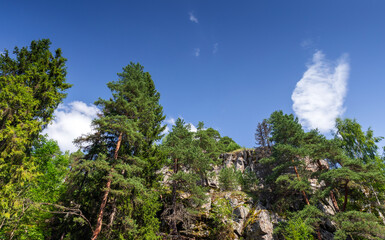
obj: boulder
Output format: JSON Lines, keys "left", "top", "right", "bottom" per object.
{"left": 243, "top": 209, "right": 274, "bottom": 240}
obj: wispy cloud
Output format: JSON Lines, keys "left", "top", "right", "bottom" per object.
{"left": 43, "top": 101, "right": 100, "bottom": 152}
{"left": 194, "top": 48, "right": 200, "bottom": 57}
{"left": 213, "top": 43, "right": 219, "bottom": 54}
{"left": 300, "top": 39, "right": 313, "bottom": 49}
{"left": 292, "top": 50, "right": 349, "bottom": 132}
{"left": 189, "top": 12, "right": 198, "bottom": 23}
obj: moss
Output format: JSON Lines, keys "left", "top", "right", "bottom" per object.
{"left": 242, "top": 203, "right": 263, "bottom": 233}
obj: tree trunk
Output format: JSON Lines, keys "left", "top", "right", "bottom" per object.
{"left": 342, "top": 181, "right": 349, "bottom": 212}
{"left": 330, "top": 190, "right": 340, "bottom": 212}
{"left": 316, "top": 226, "right": 322, "bottom": 240}
{"left": 292, "top": 163, "right": 310, "bottom": 205}
{"left": 91, "top": 132, "right": 122, "bottom": 240}
{"left": 292, "top": 160, "right": 320, "bottom": 238}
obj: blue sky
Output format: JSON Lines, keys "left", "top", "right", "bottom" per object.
{"left": 1, "top": 0, "right": 385, "bottom": 151}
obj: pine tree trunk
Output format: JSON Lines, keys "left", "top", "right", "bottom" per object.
{"left": 91, "top": 132, "right": 122, "bottom": 240}
{"left": 292, "top": 163, "right": 310, "bottom": 205}
{"left": 316, "top": 226, "right": 322, "bottom": 240}
{"left": 342, "top": 181, "right": 349, "bottom": 212}
{"left": 293, "top": 160, "right": 320, "bottom": 239}
{"left": 330, "top": 190, "right": 340, "bottom": 212}
{"left": 316, "top": 159, "right": 341, "bottom": 213}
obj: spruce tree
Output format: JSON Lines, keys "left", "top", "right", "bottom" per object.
{"left": 0, "top": 39, "right": 71, "bottom": 237}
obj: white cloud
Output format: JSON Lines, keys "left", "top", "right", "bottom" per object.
{"left": 43, "top": 101, "right": 100, "bottom": 152}
{"left": 194, "top": 48, "right": 200, "bottom": 57}
{"left": 292, "top": 50, "right": 349, "bottom": 133}
{"left": 213, "top": 43, "right": 219, "bottom": 54}
{"left": 187, "top": 123, "right": 197, "bottom": 132}
{"left": 165, "top": 117, "right": 176, "bottom": 125}
{"left": 189, "top": 12, "right": 198, "bottom": 23}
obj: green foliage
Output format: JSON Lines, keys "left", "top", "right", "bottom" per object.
{"left": 219, "top": 167, "right": 240, "bottom": 191}
{"left": 238, "top": 168, "right": 259, "bottom": 191}
{"left": 261, "top": 111, "right": 313, "bottom": 212}
{"left": 333, "top": 211, "right": 385, "bottom": 240}
{"left": 218, "top": 136, "right": 241, "bottom": 153}
{"left": 3, "top": 37, "right": 385, "bottom": 240}
{"left": 54, "top": 62, "right": 165, "bottom": 239}
{"left": 209, "top": 198, "right": 234, "bottom": 239}
{"left": 161, "top": 118, "right": 208, "bottom": 234}
{"left": 0, "top": 136, "right": 70, "bottom": 239}
{"left": 283, "top": 217, "right": 314, "bottom": 240}
{"left": 260, "top": 111, "right": 385, "bottom": 239}
{"left": 335, "top": 118, "right": 383, "bottom": 165}
{"left": 0, "top": 39, "right": 70, "bottom": 238}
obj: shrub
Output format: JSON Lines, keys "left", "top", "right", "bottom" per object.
{"left": 238, "top": 168, "right": 259, "bottom": 191}
{"left": 219, "top": 167, "right": 240, "bottom": 191}
{"left": 283, "top": 217, "right": 314, "bottom": 240}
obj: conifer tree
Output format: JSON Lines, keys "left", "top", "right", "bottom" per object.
{"left": 319, "top": 118, "right": 385, "bottom": 239}
{"left": 263, "top": 111, "right": 326, "bottom": 239}
{"left": 0, "top": 39, "right": 71, "bottom": 237}
{"left": 266, "top": 111, "right": 312, "bottom": 207}
{"left": 56, "top": 62, "right": 165, "bottom": 239}
{"left": 194, "top": 122, "right": 220, "bottom": 184}
{"left": 161, "top": 118, "right": 207, "bottom": 237}
{"left": 255, "top": 119, "right": 272, "bottom": 149}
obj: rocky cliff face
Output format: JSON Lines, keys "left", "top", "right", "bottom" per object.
{"left": 163, "top": 148, "right": 336, "bottom": 239}
{"left": 214, "top": 149, "right": 334, "bottom": 240}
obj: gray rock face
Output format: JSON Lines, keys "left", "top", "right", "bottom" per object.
{"left": 161, "top": 148, "right": 337, "bottom": 239}
{"left": 219, "top": 148, "right": 272, "bottom": 180}
{"left": 243, "top": 209, "right": 274, "bottom": 240}
{"left": 216, "top": 149, "right": 335, "bottom": 239}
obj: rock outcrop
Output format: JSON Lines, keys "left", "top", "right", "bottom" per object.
{"left": 162, "top": 148, "right": 336, "bottom": 239}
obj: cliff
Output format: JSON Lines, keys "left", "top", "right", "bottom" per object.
{"left": 166, "top": 148, "right": 337, "bottom": 239}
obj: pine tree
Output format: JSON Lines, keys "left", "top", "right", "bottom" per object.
{"left": 161, "top": 118, "right": 207, "bottom": 237}
{"left": 319, "top": 118, "right": 385, "bottom": 239}
{"left": 267, "top": 111, "right": 312, "bottom": 208}
{"left": 263, "top": 111, "right": 326, "bottom": 239}
{"left": 55, "top": 62, "right": 165, "bottom": 239}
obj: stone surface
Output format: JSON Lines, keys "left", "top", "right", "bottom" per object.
{"left": 243, "top": 209, "right": 274, "bottom": 240}
{"left": 161, "top": 148, "right": 338, "bottom": 239}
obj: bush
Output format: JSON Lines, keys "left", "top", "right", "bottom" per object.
{"left": 209, "top": 198, "right": 235, "bottom": 239}
{"left": 283, "top": 217, "right": 314, "bottom": 240}
{"left": 219, "top": 167, "right": 240, "bottom": 191}
{"left": 238, "top": 168, "right": 259, "bottom": 191}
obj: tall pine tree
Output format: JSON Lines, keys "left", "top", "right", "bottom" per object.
{"left": 55, "top": 62, "right": 165, "bottom": 239}
{"left": 161, "top": 118, "right": 207, "bottom": 237}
